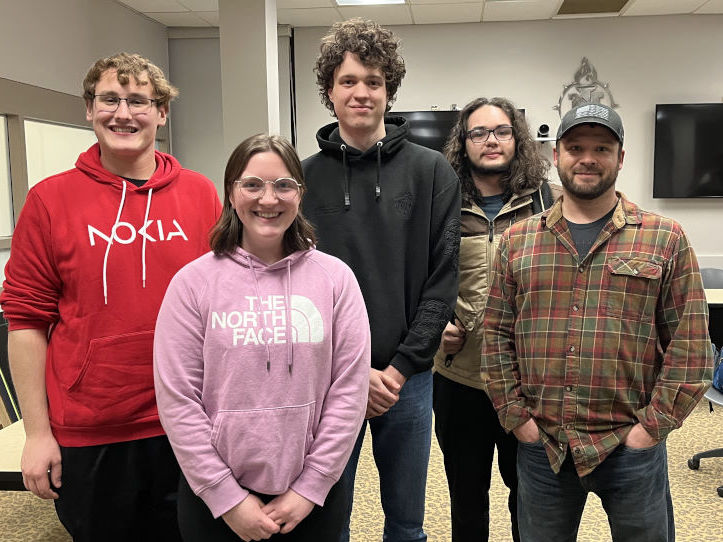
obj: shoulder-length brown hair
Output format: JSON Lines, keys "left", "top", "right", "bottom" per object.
{"left": 210, "top": 134, "right": 317, "bottom": 256}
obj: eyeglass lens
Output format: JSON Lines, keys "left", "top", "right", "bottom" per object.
{"left": 469, "top": 125, "right": 513, "bottom": 143}
{"left": 237, "top": 177, "right": 300, "bottom": 200}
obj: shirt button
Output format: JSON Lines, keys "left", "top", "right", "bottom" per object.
{"left": 578, "top": 266, "right": 585, "bottom": 273}
{"left": 633, "top": 269, "right": 639, "bottom": 275}
{"left": 559, "top": 443, "right": 565, "bottom": 450}
{"left": 572, "top": 305, "right": 579, "bottom": 312}
{"left": 566, "top": 424, "right": 573, "bottom": 430}
{"left": 574, "top": 447, "right": 582, "bottom": 455}
{"left": 569, "top": 346, "right": 575, "bottom": 352}
{"left": 566, "top": 385, "right": 573, "bottom": 392}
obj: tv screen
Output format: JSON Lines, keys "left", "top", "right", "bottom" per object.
{"left": 394, "top": 111, "right": 459, "bottom": 153}
{"left": 653, "top": 104, "right": 723, "bottom": 198}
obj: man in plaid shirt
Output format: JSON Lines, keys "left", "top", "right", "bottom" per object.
{"left": 481, "top": 103, "right": 713, "bottom": 542}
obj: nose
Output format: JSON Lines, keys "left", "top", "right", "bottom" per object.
{"left": 258, "top": 183, "right": 279, "bottom": 204}
{"left": 352, "top": 82, "right": 370, "bottom": 99}
{"left": 113, "top": 99, "right": 133, "bottom": 119}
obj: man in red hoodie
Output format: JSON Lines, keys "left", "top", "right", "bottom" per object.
{"left": 0, "top": 53, "right": 221, "bottom": 541}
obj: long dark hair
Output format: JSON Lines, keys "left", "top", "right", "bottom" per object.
{"left": 210, "top": 134, "right": 317, "bottom": 256}
{"left": 444, "top": 97, "right": 549, "bottom": 201}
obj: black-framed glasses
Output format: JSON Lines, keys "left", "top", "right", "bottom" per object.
{"left": 234, "top": 176, "right": 302, "bottom": 200}
{"left": 466, "top": 125, "right": 514, "bottom": 144}
{"left": 93, "top": 94, "right": 159, "bottom": 114}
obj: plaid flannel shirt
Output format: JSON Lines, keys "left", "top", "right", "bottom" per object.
{"left": 481, "top": 193, "right": 713, "bottom": 476}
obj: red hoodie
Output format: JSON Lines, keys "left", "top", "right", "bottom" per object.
{"left": 0, "top": 144, "right": 222, "bottom": 446}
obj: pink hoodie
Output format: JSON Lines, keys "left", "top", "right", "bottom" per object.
{"left": 153, "top": 247, "right": 370, "bottom": 518}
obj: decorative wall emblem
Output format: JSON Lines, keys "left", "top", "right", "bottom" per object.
{"left": 554, "top": 57, "right": 618, "bottom": 118}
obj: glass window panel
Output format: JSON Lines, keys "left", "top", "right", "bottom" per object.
{"left": 0, "top": 116, "right": 12, "bottom": 237}
{"left": 24, "top": 120, "right": 97, "bottom": 189}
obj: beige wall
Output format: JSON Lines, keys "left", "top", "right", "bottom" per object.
{"left": 293, "top": 15, "right": 723, "bottom": 267}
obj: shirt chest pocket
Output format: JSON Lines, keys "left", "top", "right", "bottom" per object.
{"left": 600, "top": 257, "right": 662, "bottom": 320}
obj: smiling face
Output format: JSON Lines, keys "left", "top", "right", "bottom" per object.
{"left": 86, "top": 68, "right": 166, "bottom": 166}
{"left": 230, "top": 151, "right": 301, "bottom": 264}
{"left": 465, "top": 105, "right": 516, "bottom": 177}
{"left": 327, "top": 52, "right": 387, "bottom": 142}
{"left": 554, "top": 124, "right": 624, "bottom": 201}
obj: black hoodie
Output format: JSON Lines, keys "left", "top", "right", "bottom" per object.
{"left": 302, "top": 116, "right": 461, "bottom": 377}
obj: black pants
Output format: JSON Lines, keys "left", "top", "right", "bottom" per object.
{"left": 433, "top": 372, "right": 520, "bottom": 542}
{"left": 178, "top": 474, "right": 348, "bottom": 542}
{"left": 54, "top": 435, "right": 182, "bottom": 542}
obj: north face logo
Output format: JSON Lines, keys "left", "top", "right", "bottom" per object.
{"left": 88, "top": 219, "right": 188, "bottom": 247}
{"left": 212, "top": 295, "right": 324, "bottom": 346}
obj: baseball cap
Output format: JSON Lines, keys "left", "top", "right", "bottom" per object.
{"left": 556, "top": 103, "right": 624, "bottom": 144}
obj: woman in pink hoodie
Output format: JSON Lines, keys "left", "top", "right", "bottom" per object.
{"left": 154, "top": 134, "right": 371, "bottom": 542}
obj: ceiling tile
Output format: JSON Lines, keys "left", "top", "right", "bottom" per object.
{"left": 411, "top": 3, "right": 482, "bottom": 23}
{"left": 411, "top": 0, "right": 481, "bottom": 4}
{"left": 622, "top": 0, "right": 708, "bottom": 16}
{"left": 277, "top": 7, "right": 343, "bottom": 25}
{"left": 694, "top": 0, "right": 723, "bottom": 13}
{"left": 146, "top": 11, "right": 211, "bottom": 25}
{"left": 337, "top": 4, "right": 413, "bottom": 24}
{"left": 277, "top": 0, "right": 335, "bottom": 8}
{"left": 484, "top": 0, "right": 559, "bottom": 21}
{"left": 118, "top": 0, "right": 188, "bottom": 13}
{"left": 195, "top": 10, "right": 219, "bottom": 24}
{"left": 178, "top": 0, "right": 218, "bottom": 10}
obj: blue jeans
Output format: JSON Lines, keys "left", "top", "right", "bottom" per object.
{"left": 339, "top": 370, "right": 433, "bottom": 542}
{"left": 516, "top": 439, "right": 671, "bottom": 542}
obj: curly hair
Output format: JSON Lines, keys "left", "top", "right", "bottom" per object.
{"left": 210, "top": 134, "right": 316, "bottom": 257}
{"left": 82, "top": 52, "right": 179, "bottom": 109}
{"left": 315, "top": 18, "right": 406, "bottom": 115}
{"left": 444, "top": 97, "right": 549, "bottom": 201}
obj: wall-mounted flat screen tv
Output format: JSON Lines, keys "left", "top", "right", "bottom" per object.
{"left": 394, "top": 111, "right": 459, "bottom": 153}
{"left": 653, "top": 103, "right": 723, "bottom": 198}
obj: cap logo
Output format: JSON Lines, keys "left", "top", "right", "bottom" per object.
{"left": 575, "top": 104, "right": 609, "bottom": 120}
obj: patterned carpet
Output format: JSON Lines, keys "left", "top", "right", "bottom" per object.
{"left": 1, "top": 400, "right": 722, "bottom": 541}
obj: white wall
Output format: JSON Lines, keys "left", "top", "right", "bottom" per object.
{"left": 168, "top": 37, "right": 225, "bottom": 192}
{"left": 294, "top": 15, "right": 723, "bottom": 267}
{"left": 168, "top": 32, "right": 293, "bottom": 195}
{"left": 0, "top": 0, "right": 169, "bottom": 96}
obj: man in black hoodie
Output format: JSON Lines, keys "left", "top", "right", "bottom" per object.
{"left": 302, "top": 18, "right": 460, "bottom": 542}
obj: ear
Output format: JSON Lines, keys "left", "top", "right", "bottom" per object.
{"left": 552, "top": 145, "right": 559, "bottom": 167}
{"left": 617, "top": 148, "right": 625, "bottom": 171}
{"left": 157, "top": 105, "right": 168, "bottom": 127}
{"left": 85, "top": 100, "right": 94, "bottom": 122}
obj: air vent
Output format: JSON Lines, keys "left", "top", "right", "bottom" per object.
{"left": 557, "top": 0, "right": 630, "bottom": 15}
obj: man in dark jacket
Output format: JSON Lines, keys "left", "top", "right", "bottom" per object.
{"left": 433, "top": 96, "right": 560, "bottom": 542}
{"left": 302, "top": 18, "right": 460, "bottom": 542}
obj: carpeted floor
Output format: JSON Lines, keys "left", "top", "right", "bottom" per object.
{"left": 2, "top": 399, "right": 722, "bottom": 541}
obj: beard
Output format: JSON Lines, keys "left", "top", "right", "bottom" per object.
{"left": 558, "top": 165, "right": 618, "bottom": 200}
{"left": 469, "top": 161, "right": 510, "bottom": 177}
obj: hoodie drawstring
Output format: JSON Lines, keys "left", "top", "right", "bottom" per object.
{"left": 341, "top": 144, "right": 350, "bottom": 210}
{"left": 142, "top": 188, "right": 153, "bottom": 289}
{"left": 247, "top": 255, "right": 272, "bottom": 372}
{"left": 102, "top": 183, "right": 154, "bottom": 304}
{"left": 285, "top": 260, "right": 293, "bottom": 374}
{"left": 103, "top": 181, "right": 128, "bottom": 305}
{"left": 375, "top": 141, "right": 383, "bottom": 200}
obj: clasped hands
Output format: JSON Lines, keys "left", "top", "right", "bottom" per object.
{"left": 222, "top": 488, "right": 315, "bottom": 541}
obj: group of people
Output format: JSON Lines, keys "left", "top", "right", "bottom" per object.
{"left": 0, "top": 16, "right": 713, "bottom": 542}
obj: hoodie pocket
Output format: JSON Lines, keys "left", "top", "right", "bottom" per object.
{"left": 65, "top": 330, "right": 155, "bottom": 427}
{"left": 211, "top": 402, "right": 315, "bottom": 495}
